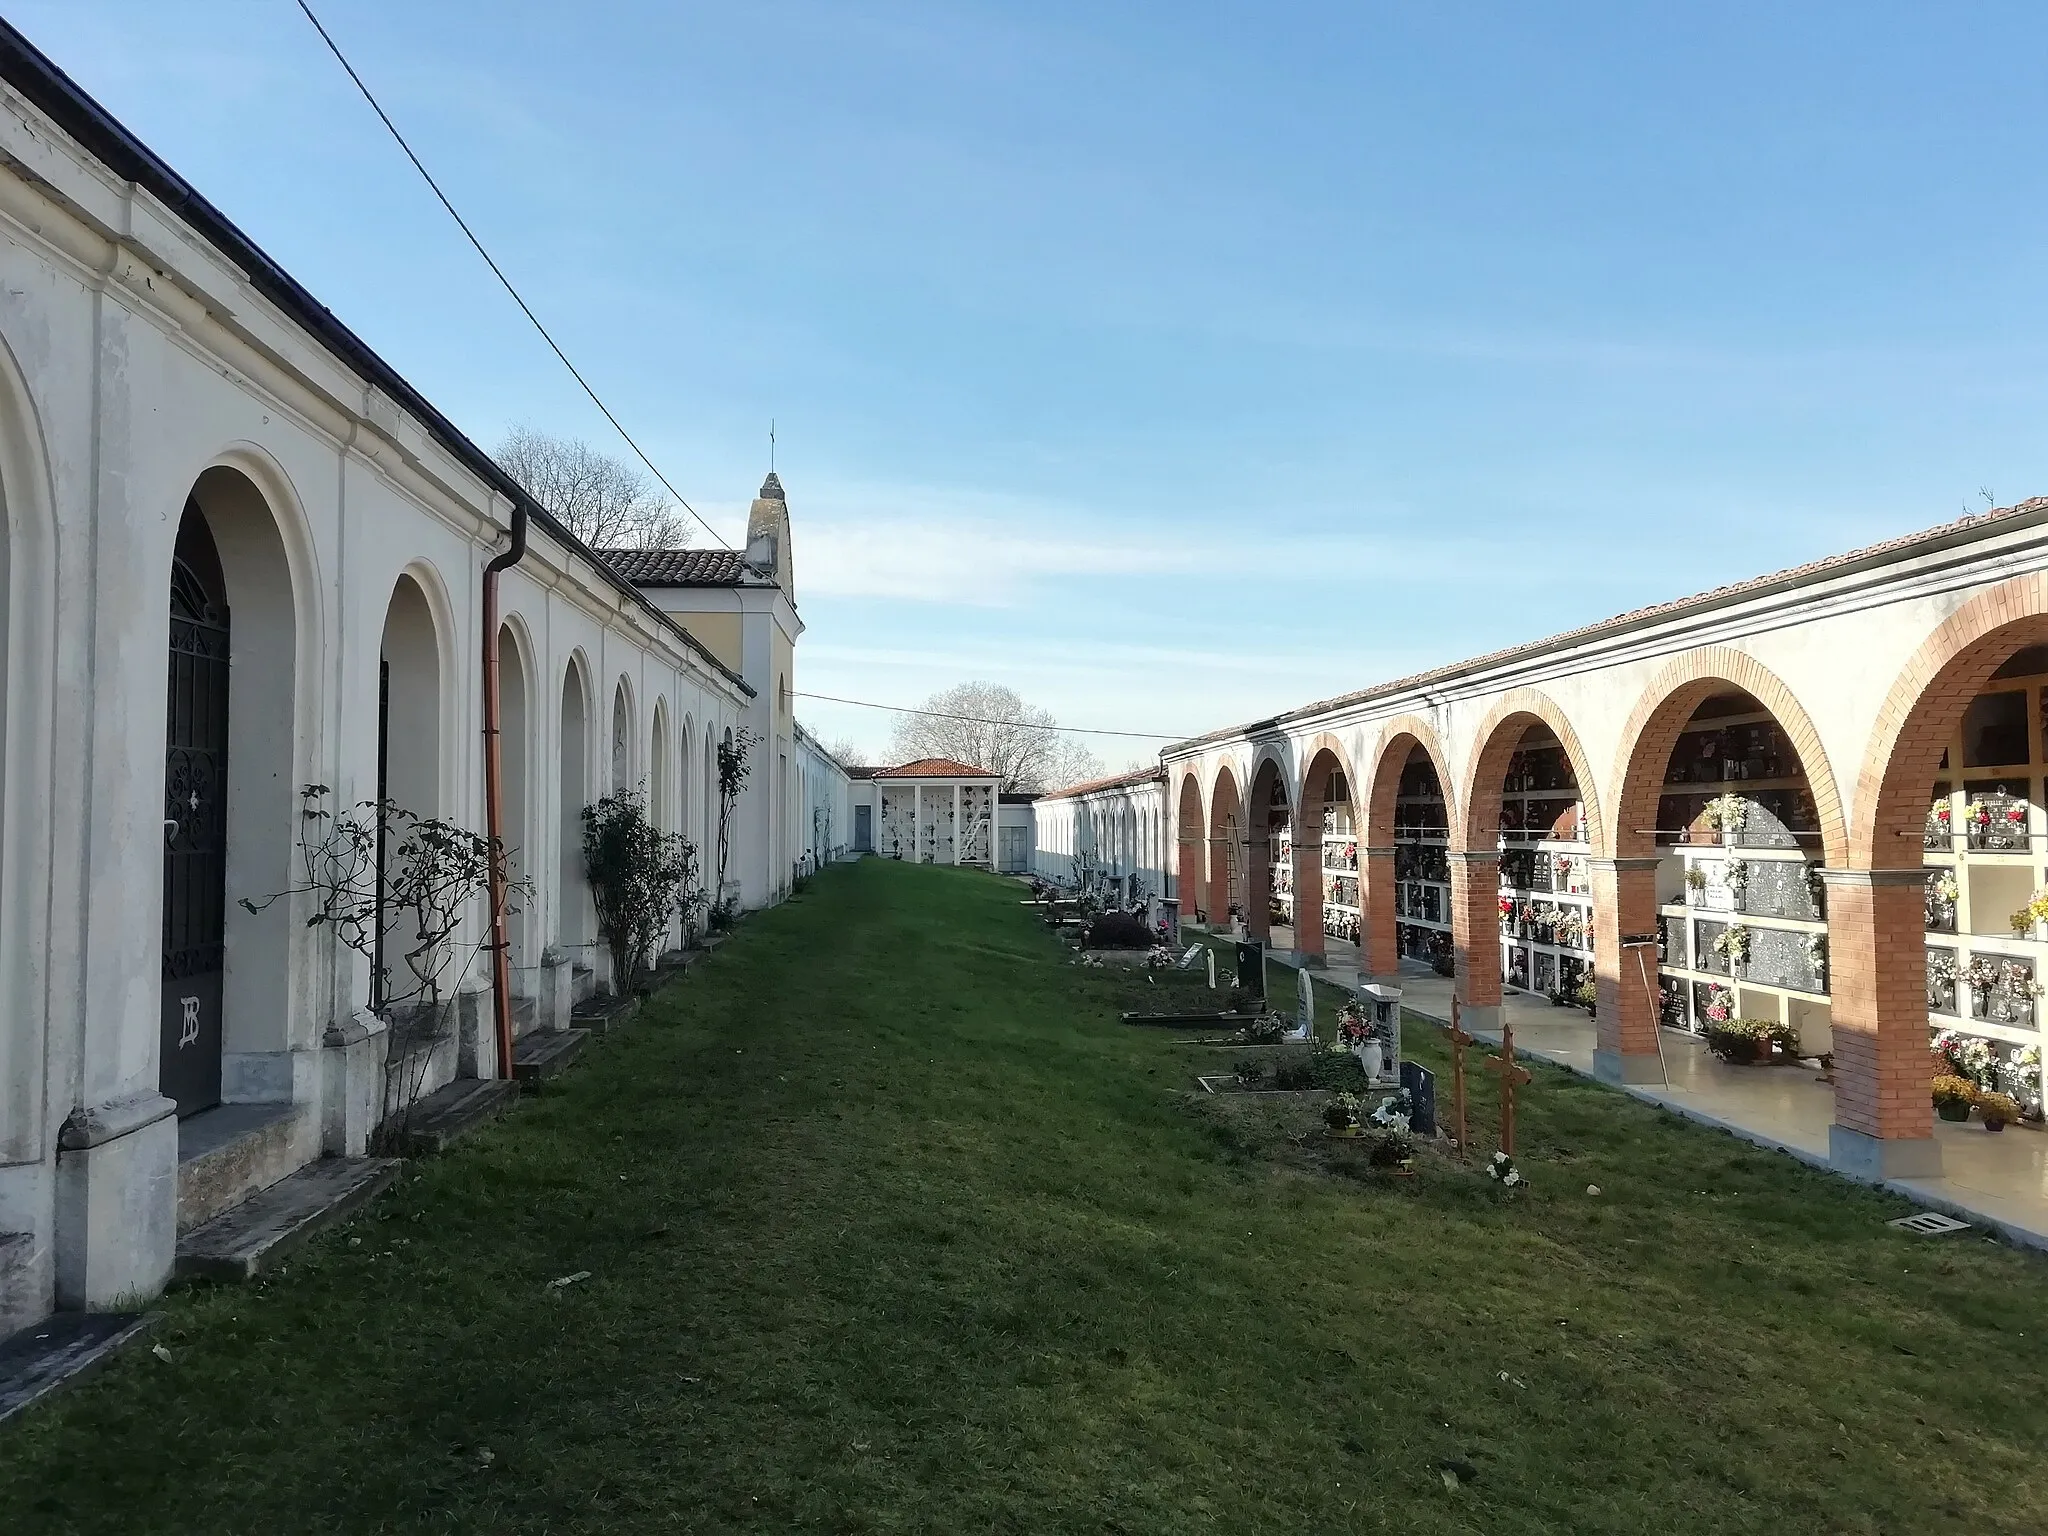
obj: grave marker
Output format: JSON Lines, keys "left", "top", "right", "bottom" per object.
{"left": 1484, "top": 1018, "right": 1534, "bottom": 1156}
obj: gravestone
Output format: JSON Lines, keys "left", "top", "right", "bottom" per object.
{"left": 1177, "top": 943, "right": 1203, "bottom": 970}
{"left": 1293, "top": 971, "right": 1315, "bottom": 1041}
{"left": 1205, "top": 948, "right": 1217, "bottom": 990}
{"left": 1400, "top": 1060, "right": 1437, "bottom": 1137}
{"left": 1359, "top": 981, "right": 1403, "bottom": 1087}
{"left": 1235, "top": 939, "right": 1266, "bottom": 1000}
{"left": 1160, "top": 897, "right": 1181, "bottom": 946}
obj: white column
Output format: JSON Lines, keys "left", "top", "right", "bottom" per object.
{"left": 912, "top": 783, "right": 921, "bottom": 860}
{"left": 953, "top": 784, "right": 962, "bottom": 865}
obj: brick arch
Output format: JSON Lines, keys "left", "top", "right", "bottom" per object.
{"left": 1607, "top": 647, "right": 1847, "bottom": 866}
{"left": 1458, "top": 688, "right": 1606, "bottom": 854}
{"left": 1853, "top": 570, "right": 2048, "bottom": 869}
{"left": 1175, "top": 769, "right": 1206, "bottom": 915}
{"left": 1245, "top": 749, "right": 1292, "bottom": 943}
{"left": 1207, "top": 760, "right": 1244, "bottom": 923}
{"left": 1361, "top": 714, "right": 1456, "bottom": 850}
{"left": 1291, "top": 732, "right": 1360, "bottom": 961}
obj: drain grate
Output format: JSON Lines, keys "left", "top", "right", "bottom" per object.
{"left": 1887, "top": 1211, "right": 1971, "bottom": 1237}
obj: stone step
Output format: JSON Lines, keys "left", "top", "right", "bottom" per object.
{"left": 175, "top": 1156, "right": 401, "bottom": 1283}
{"left": 0, "top": 1311, "right": 157, "bottom": 1426}
{"left": 570, "top": 992, "right": 639, "bottom": 1036}
{"left": 391, "top": 1077, "right": 519, "bottom": 1156}
{"left": 511, "top": 995, "right": 538, "bottom": 1033}
{"left": 512, "top": 1028, "right": 589, "bottom": 1085}
{"left": 177, "top": 1102, "right": 317, "bottom": 1234}
{"left": 571, "top": 963, "right": 596, "bottom": 1005}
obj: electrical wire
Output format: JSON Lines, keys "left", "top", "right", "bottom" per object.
{"left": 294, "top": 1, "right": 730, "bottom": 549}
{"left": 794, "top": 690, "right": 1183, "bottom": 741}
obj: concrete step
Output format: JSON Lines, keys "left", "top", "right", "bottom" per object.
{"left": 511, "top": 995, "right": 538, "bottom": 1034}
{"left": 0, "top": 1232, "right": 39, "bottom": 1342}
{"left": 571, "top": 963, "right": 596, "bottom": 1005}
{"left": 392, "top": 1078, "right": 519, "bottom": 1156}
{"left": 0, "top": 1311, "right": 157, "bottom": 1426}
{"left": 512, "top": 1028, "right": 588, "bottom": 1085}
{"left": 176, "top": 1102, "right": 318, "bottom": 1234}
{"left": 175, "top": 1157, "right": 400, "bottom": 1283}
{"left": 570, "top": 992, "right": 639, "bottom": 1036}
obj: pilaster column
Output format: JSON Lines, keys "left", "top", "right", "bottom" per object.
{"left": 912, "top": 783, "right": 921, "bottom": 862}
{"left": 1591, "top": 856, "right": 1665, "bottom": 1085}
{"left": 1293, "top": 832, "right": 1326, "bottom": 964}
{"left": 1822, "top": 868, "right": 1941, "bottom": 1179}
{"left": 1359, "top": 846, "right": 1400, "bottom": 981}
{"left": 1448, "top": 849, "right": 1502, "bottom": 1031}
{"left": 952, "top": 784, "right": 961, "bottom": 865}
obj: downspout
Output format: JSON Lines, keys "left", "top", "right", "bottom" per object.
{"left": 482, "top": 497, "right": 529, "bottom": 1078}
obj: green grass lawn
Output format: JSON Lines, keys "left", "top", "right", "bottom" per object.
{"left": 5, "top": 859, "right": 2045, "bottom": 1533}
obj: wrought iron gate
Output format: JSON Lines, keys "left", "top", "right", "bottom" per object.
{"left": 161, "top": 504, "right": 229, "bottom": 1117}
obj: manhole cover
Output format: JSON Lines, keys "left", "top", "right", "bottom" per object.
{"left": 1887, "top": 1211, "right": 1971, "bottom": 1236}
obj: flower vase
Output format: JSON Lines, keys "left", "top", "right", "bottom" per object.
{"left": 1360, "top": 1039, "right": 1385, "bottom": 1084}
{"left": 1936, "top": 1101, "right": 1972, "bottom": 1123}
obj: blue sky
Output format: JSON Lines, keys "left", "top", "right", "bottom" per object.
{"left": 17, "top": 3, "right": 2048, "bottom": 765}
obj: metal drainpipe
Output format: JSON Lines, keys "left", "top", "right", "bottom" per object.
{"left": 481, "top": 498, "right": 529, "bottom": 1078}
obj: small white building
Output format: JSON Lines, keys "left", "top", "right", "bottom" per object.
{"left": 1032, "top": 769, "right": 1171, "bottom": 900}
{"left": 848, "top": 760, "right": 1001, "bottom": 866}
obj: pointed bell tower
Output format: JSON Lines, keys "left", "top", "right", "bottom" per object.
{"left": 742, "top": 472, "right": 794, "bottom": 601}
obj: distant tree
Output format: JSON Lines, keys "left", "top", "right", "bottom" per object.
{"left": 825, "top": 738, "right": 864, "bottom": 768}
{"left": 887, "top": 682, "right": 1103, "bottom": 794}
{"left": 494, "top": 425, "right": 686, "bottom": 550}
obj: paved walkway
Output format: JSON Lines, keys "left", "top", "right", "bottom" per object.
{"left": 1243, "top": 925, "right": 2048, "bottom": 1250}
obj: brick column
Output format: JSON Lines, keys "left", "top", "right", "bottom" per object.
{"left": 1177, "top": 832, "right": 1204, "bottom": 920}
{"left": 1207, "top": 835, "right": 1233, "bottom": 928}
{"left": 1293, "top": 832, "right": 1325, "bottom": 965}
{"left": 1591, "top": 856, "right": 1665, "bottom": 1085}
{"left": 1247, "top": 830, "right": 1273, "bottom": 943}
{"left": 1360, "top": 847, "right": 1399, "bottom": 982}
{"left": 1448, "top": 849, "right": 1502, "bottom": 1033}
{"left": 1823, "top": 869, "right": 1941, "bottom": 1179}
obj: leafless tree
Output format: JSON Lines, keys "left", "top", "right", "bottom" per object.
{"left": 887, "top": 682, "right": 1103, "bottom": 793}
{"left": 494, "top": 425, "right": 687, "bottom": 550}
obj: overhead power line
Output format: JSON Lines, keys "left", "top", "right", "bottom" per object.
{"left": 294, "top": 1, "right": 729, "bottom": 549}
{"left": 795, "top": 690, "right": 1184, "bottom": 741}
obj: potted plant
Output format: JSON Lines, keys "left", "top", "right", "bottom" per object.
{"left": 1685, "top": 865, "right": 1708, "bottom": 901}
{"left": 1233, "top": 1058, "right": 1267, "bottom": 1089}
{"left": 1572, "top": 974, "right": 1597, "bottom": 1016}
{"left": 2011, "top": 888, "right": 2048, "bottom": 939}
{"left": 1324, "top": 1092, "right": 1364, "bottom": 1138}
{"left": 1702, "top": 794, "right": 1750, "bottom": 842}
{"left": 1703, "top": 1016, "right": 1777, "bottom": 1065}
{"left": 1978, "top": 1091, "right": 2019, "bottom": 1132}
{"left": 1932, "top": 1075, "right": 1979, "bottom": 1123}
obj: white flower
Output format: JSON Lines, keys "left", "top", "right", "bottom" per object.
{"left": 1503, "top": 1170, "right": 1523, "bottom": 1188}
{"left": 1492, "top": 1151, "right": 1510, "bottom": 1165}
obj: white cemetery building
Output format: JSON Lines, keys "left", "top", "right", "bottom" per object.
{"left": 0, "top": 27, "right": 849, "bottom": 1338}
{"left": 847, "top": 760, "right": 1001, "bottom": 866}
{"left": 1031, "top": 769, "right": 1171, "bottom": 900}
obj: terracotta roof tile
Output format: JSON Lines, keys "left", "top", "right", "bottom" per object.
{"left": 875, "top": 757, "right": 994, "bottom": 778}
{"left": 1039, "top": 766, "right": 1166, "bottom": 801}
{"left": 597, "top": 547, "right": 750, "bottom": 586}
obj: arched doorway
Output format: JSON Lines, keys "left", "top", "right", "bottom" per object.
{"left": 1462, "top": 702, "right": 1599, "bottom": 1016}
{"left": 1363, "top": 729, "right": 1454, "bottom": 989}
{"left": 1176, "top": 774, "right": 1205, "bottom": 918}
{"left": 1208, "top": 765, "right": 1243, "bottom": 928}
{"left": 376, "top": 574, "right": 443, "bottom": 1011}
{"left": 1294, "top": 743, "right": 1358, "bottom": 968}
{"left": 1247, "top": 755, "right": 1289, "bottom": 947}
{"left": 1849, "top": 577, "right": 2048, "bottom": 1173}
{"left": 161, "top": 504, "right": 232, "bottom": 1116}
{"left": 560, "top": 662, "right": 591, "bottom": 952}
{"left": 160, "top": 472, "right": 301, "bottom": 1118}
{"left": 496, "top": 623, "right": 532, "bottom": 984}
{"left": 1609, "top": 655, "right": 1843, "bottom": 1090}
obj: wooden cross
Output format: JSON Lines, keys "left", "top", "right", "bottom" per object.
{"left": 1483, "top": 1018, "right": 1534, "bottom": 1156}
{"left": 1448, "top": 997, "right": 1472, "bottom": 1158}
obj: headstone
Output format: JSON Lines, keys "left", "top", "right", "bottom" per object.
{"left": 1293, "top": 972, "right": 1315, "bottom": 1041}
{"left": 1235, "top": 939, "right": 1265, "bottom": 999}
{"left": 1160, "top": 897, "right": 1181, "bottom": 946}
{"left": 1177, "top": 943, "right": 1203, "bottom": 970}
{"left": 1400, "top": 1060, "right": 1437, "bottom": 1137}
{"left": 1361, "top": 981, "right": 1402, "bottom": 1084}
{"left": 1205, "top": 948, "right": 1218, "bottom": 990}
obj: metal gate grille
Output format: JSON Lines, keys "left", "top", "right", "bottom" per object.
{"left": 162, "top": 508, "right": 230, "bottom": 1116}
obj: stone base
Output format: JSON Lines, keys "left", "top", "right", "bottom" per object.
{"left": 54, "top": 1094, "right": 177, "bottom": 1311}
{"left": 1594, "top": 1048, "right": 1668, "bottom": 1087}
{"left": 1457, "top": 1003, "right": 1502, "bottom": 1037}
{"left": 538, "top": 950, "right": 575, "bottom": 1034}
{"left": 0, "top": 1311, "right": 157, "bottom": 1426}
{"left": 456, "top": 987, "right": 499, "bottom": 1080}
{"left": 175, "top": 1157, "right": 400, "bottom": 1282}
{"left": 321, "top": 1011, "right": 390, "bottom": 1157}
{"left": 175, "top": 1102, "right": 316, "bottom": 1232}
{"left": 1829, "top": 1124, "right": 1943, "bottom": 1181}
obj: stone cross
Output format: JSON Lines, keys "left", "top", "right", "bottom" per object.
{"left": 1483, "top": 1018, "right": 1534, "bottom": 1156}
